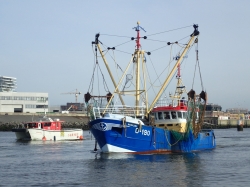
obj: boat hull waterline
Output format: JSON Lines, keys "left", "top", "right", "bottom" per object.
{"left": 12, "top": 128, "right": 84, "bottom": 141}
{"left": 89, "top": 117, "right": 216, "bottom": 153}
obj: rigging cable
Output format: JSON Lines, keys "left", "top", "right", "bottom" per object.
{"left": 196, "top": 40, "right": 204, "bottom": 90}
{"left": 146, "top": 43, "right": 178, "bottom": 91}
{"left": 191, "top": 43, "right": 198, "bottom": 90}
{"left": 96, "top": 48, "right": 100, "bottom": 99}
{"left": 100, "top": 34, "right": 131, "bottom": 38}
{"left": 100, "top": 26, "right": 193, "bottom": 55}
{"left": 89, "top": 44, "right": 111, "bottom": 103}
{"left": 96, "top": 64, "right": 110, "bottom": 92}
{"left": 88, "top": 45, "right": 98, "bottom": 93}
{"left": 145, "top": 25, "right": 193, "bottom": 37}
{"left": 89, "top": 25, "right": 197, "bottom": 106}
{"left": 100, "top": 25, "right": 192, "bottom": 39}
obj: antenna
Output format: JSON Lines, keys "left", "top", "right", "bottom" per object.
{"left": 61, "top": 89, "right": 81, "bottom": 103}
{"left": 132, "top": 21, "right": 146, "bottom": 50}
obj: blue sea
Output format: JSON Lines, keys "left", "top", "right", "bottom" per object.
{"left": 0, "top": 129, "right": 250, "bottom": 187}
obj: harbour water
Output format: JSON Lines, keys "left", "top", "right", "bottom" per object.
{"left": 0, "top": 129, "right": 250, "bottom": 187}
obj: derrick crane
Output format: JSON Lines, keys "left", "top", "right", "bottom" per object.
{"left": 61, "top": 89, "right": 81, "bottom": 103}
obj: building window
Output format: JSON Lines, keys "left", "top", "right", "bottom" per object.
{"left": 25, "top": 105, "right": 36, "bottom": 108}
{"left": 36, "top": 105, "right": 48, "bottom": 108}
{"left": 0, "top": 95, "right": 48, "bottom": 102}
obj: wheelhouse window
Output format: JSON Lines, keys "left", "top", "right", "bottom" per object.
{"left": 177, "top": 112, "right": 182, "bottom": 119}
{"left": 28, "top": 123, "right": 37, "bottom": 128}
{"left": 158, "top": 112, "right": 163, "bottom": 120}
{"left": 171, "top": 111, "right": 177, "bottom": 119}
{"left": 183, "top": 112, "right": 187, "bottom": 119}
{"left": 163, "top": 112, "right": 170, "bottom": 119}
{"left": 44, "top": 123, "right": 51, "bottom": 127}
{"left": 154, "top": 112, "right": 157, "bottom": 120}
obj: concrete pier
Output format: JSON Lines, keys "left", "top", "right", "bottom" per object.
{"left": 204, "top": 117, "right": 250, "bottom": 129}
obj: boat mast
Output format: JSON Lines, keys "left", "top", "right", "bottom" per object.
{"left": 133, "top": 22, "right": 147, "bottom": 115}
{"left": 147, "top": 25, "right": 199, "bottom": 115}
{"left": 169, "top": 63, "right": 187, "bottom": 104}
{"left": 93, "top": 34, "right": 125, "bottom": 105}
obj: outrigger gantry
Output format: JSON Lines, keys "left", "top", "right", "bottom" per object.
{"left": 87, "top": 22, "right": 216, "bottom": 153}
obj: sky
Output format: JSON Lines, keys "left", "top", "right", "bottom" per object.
{"left": 1, "top": 0, "right": 250, "bottom": 111}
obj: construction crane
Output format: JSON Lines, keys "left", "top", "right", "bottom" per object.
{"left": 61, "top": 89, "right": 81, "bottom": 103}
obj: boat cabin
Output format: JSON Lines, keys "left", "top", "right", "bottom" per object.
{"left": 24, "top": 119, "right": 63, "bottom": 131}
{"left": 151, "top": 103, "right": 188, "bottom": 133}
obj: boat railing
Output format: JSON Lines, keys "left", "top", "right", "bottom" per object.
{"left": 155, "top": 99, "right": 188, "bottom": 107}
{"left": 92, "top": 105, "right": 146, "bottom": 119}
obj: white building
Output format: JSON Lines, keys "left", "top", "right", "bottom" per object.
{"left": 0, "top": 76, "right": 48, "bottom": 113}
{"left": 0, "top": 76, "right": 16, "bottom": 92}
{"left": 0, "top": 92, "right": 48, "bottom": 113}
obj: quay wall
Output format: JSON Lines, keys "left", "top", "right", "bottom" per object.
{"left": 2, "top": 113, "right": 250, "bottom": 131}
{"left": 216, "top": 119, "right": 250, "bottom": 128}
{"left": 204, "top": 117, "right": 250, "bottom": 129}
{"left": 0, "top": 113, "right": 90, "bottom": 131}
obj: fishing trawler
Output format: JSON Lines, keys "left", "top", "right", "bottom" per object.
{"left": 86, "top": 22, "right": 216, "bottom": 153}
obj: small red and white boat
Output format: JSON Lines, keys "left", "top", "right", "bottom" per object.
{"left": 12, "top": 116, "right": 84, "bottom": 141}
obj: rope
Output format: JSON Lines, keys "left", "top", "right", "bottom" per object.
{"left": 146, "top": 25, "right": 193, "bottom": 37}
{"left": 114, "top": 40, "right": 133, "bottom": 48}
{"left": 96, "top": 65, "right": 109, "bottom": 92}
{"left": 196, "top": 42, "right": 204, "bottom": 90}
{"left": 164, "top": 129, "right": 184, "bottom": 146}
{"left": 88, "top": 45, "right": 98, "bottom": 93}
{"left": 191, "top": 41, "right": 203, "bottom": 90}
{"left": 88, "top": 24, "right": 199, "bottom": 109}
{"left": 97, "top": 25, "right": 195, "bottom": 64}
{"left": 101, "top": 25, "right": 192, "bottom": 39}
{"left": 145, "top": 50, "right": 175, "bottom": 90}
{"left": 177, "top": 35, "right": 191, "bottom": 42}
{"left": 100, "top": 34, "right": 131, "bottom": 38}
{"left": 148, "top": 44, "right": 169, "bottom": 53}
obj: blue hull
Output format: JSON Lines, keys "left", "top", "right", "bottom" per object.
{"left": 89, "top": 118, "right": 216, "bottom": 153}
